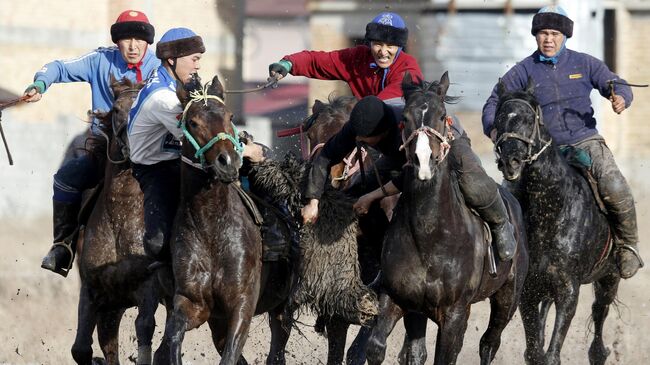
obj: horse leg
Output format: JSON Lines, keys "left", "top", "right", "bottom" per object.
{"left": 207, "top": 318, "right": 248, "bottom": 365}
{"left": 479, "top": 284, "right": 520, "bottom": 365}
{"left": 347, "top": 324, "right": 370, "bottom": 365}
{"left": 135, "top": 282, "right": 159, "bottom": 365}
{"left": 432, "top": 305, "right": 470, "bottom": 365}
{"left": 153, "top": 301, "right": 173, "bottom": 365}
{"left": 537, "top": 298, "right": 552, "bottom": 349}
{"left": 165, "top": 294, "right": 210, "bottom": 365}
{"left": 519, "top": 286, "right": 545, "bottom": 365}
{"left": 96, "top": 308, "right": 125, "bottom": 365}
{"left": 218, "top": 298, "right": 258, "bottom": 365}
{"left": 323, "top": 316, "right": 349, "bottom": 365}
{"left": 366, "top": 293, "right": 405, "bottom": 365}
{"left": 72, "top": 283, "right": 97, "bottom": 365}
{"left": 266, "top": 306, "right": 292, "bottom": 365}
{"left": 544, "top": 283, "right": 580, "bottom": 365}
{"left": 588, "top": 274, "right": 619, "bottom": 365}
{"left": 397, "top": 312, "right": 428, "bottom": 365}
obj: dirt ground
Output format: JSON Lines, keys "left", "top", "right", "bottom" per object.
{"left": 1, "top": 157, "right": 649, "bottom": 364}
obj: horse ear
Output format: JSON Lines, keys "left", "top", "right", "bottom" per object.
{"left": 402, "top": 72, "right": 415, "bottom": 100}
{"left": 208, "top": 75, "right": 225, "bottom": 100}
{"left": 497, "top": 78, "right": 506, "bottom": 97}
{"left": 312, "top": 99, "right": 325, "bottom": 114}
{"left": 437, "top": 71, "right": 450, "bottom": 97}
{"left": 525, "top": 76, "right": 535, "bottom": 95}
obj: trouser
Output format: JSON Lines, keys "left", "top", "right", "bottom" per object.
{"left": 132, "top": 159, "right": 181, "bottom": 260}
{"left": 53, "top": 153, "right": 104, "bottom": 204}
{"left": 569, "top": 135, "right": 638, "bottom": 247}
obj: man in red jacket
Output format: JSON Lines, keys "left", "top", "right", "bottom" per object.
{"left": 268, "top": 11, "right": 423, "bottom": 104}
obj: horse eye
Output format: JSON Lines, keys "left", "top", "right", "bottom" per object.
{"left": 189, "top": 120, "right": 198, "bottom": 128}
{"left": 230, "top": 115, "right": 234, "bottom": 122}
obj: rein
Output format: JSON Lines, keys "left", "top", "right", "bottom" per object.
{"left": 179, "top": 82, "right": 244, "bottom": 168}
{"left": 0, "top": 96, "right": 28, "bottom": 165}
{"left": 494, "top": 98, "right": 552, "bottom": 164}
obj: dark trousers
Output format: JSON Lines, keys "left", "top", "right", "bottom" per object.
{"left": 449, "top": 135, "right": 501, "bottom": 210}
{"left": 132, "top": 159, "right": 181, "bottom": 259}
{"left": 53, "top": 153, "right": 104, "bottom": 203}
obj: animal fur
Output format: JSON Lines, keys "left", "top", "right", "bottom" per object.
{"left": 250, "top": 153, "right": 378, "bottom": 326}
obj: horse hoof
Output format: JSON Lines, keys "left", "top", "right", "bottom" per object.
{"left": 92, "top": 357, "right": 107, "bottom": 365}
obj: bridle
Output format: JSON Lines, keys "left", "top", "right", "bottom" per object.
{"left": 400, "top": 106, "right": 455, "bottom": 165}
{"left": 178, "top": 82, "right": 243, "bottom": 169}
{"left": 494, "top": 98, "right": 552, "bottom": 164}
{"left": 96, "top": 87, "right": 141, "bottom": 164}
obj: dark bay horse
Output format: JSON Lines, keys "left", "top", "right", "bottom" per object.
{"left": 365, "top": 72, "right": 529, "bottom": 365}
{"left": 163, "top": 75, "right": 294, "bottom": 365}
{"left": 73, "top": 77, "right": 170, "bottom": 365}
{"left": 303, "top": 95, "right": 358, "bottom": 189}
{"left": 493, "top": 79, "right": 620, "bottom": 365}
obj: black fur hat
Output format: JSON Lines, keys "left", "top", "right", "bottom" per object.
{"left": 364, "top": 12, "right": 409, "bottom": 48}
{"left": 110, "top": 10, "right": 155, "bottom": 44}
{"left": 156, "top": 28, "right": 205, "bottom": 60}
{"left": 531, "top": 6, "right": 574, "bottom": 38}
{"left": 350, "top": 96, "right": 394, "bottom": 137}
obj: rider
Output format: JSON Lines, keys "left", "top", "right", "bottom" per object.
{"left": 272, "top": 12, "right": 516, "bottom": 262}
{"left": 127, "top": 28, "right": 265, "bottom": 263}
{"left": 24, "top": 10, "right": 159, "bottom": 276}
{"left": 481, "top": 5, "right": 643, "bottom": 278}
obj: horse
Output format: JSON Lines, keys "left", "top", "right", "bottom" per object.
{"left": 72, "top": 77, "right": 171, "bottom": 365}
{"left": 493, "top": 78, "right": 621, "bottom": 365}
{"left": 301, "top": 94, "right": 434, "bottom": 365}
{"left": 162, "top": 75, "right": 296, "bottom": 365}
{"left": 364, "top": 72, "right": 529, "bottom": 365}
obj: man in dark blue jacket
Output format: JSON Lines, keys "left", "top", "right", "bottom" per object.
{"left": 482, "top": 5, "right": 643, "bottom": 278}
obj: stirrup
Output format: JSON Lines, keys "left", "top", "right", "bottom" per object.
{"left": 618, "top": 244, "right": 645, "bottom": 268}
{"left": 42, "top": 241, "right": 75, "bottom": 277}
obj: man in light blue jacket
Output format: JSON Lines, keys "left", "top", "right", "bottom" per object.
{"left": 22, "top": 10, "right": 160, "bottom": 276}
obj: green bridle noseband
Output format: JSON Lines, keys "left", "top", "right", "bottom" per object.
{"left": 178, "top": 83, "right": 244, "bottom": 168}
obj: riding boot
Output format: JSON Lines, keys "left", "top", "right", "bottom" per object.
{"left": 475, "top": 195, "right": 516, "bottom": 262}
{"left": 260, "top": 206, "right": 289, "bottom": 262}
{"left": 606, "top": 193, "right": 644, "bottom": 279}
{"left": 41, "top": 200, "right": 80, "bottom": 277}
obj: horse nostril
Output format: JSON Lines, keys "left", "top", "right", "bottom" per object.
{"left": 216, "top": 152, "right": 231, "bottom": 167}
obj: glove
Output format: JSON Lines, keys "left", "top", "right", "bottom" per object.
{"left": 268, "top": 60, "right": 291, "bottom": 78}
{"left": 24, "top": 80, "right": 46, "bottom": 95}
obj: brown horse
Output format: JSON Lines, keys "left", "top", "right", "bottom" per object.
{"left": 364, "top": 72, "right": 529, "bottom": 365}
{"left": 163, "top": 75, "right": 294, "bottom": 365}
{"left": 72, "top": 77, "right": 171, "bottom": 365}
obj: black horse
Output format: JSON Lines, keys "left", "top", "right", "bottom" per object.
{"left": 365, "top": 72, "right": 529, "bottom": 365}
{"left": 493, "top": 78, "right": 621, "bottom": 365}
{"left": 72, "top": 77, "right": 170, "bottom": 365}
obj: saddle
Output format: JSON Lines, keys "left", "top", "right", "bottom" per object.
{"left": 233, "top": 181, "right": 295, "bottom": 262}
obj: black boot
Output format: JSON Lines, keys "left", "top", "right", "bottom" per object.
{"left": 260, "top": 206, "right": 290, "bottom": 262}
{"left": 607, "top": 195, "right": 643, "bottom": 279}
{"left": 41, "top": 200, "right": 80, "bottom": 277}
{"left": 476, "top": 196, "right": 516, "bottom": 262}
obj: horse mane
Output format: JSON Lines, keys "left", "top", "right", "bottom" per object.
{"left": 495, "top": 88, "right": 540, "bottom": 116}
{"left": 402, "top": 79, "right": 461, "bottom": 105}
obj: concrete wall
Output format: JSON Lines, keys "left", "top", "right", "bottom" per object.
{"left": 0, "top": 0, "right": 230, "bottom": 219}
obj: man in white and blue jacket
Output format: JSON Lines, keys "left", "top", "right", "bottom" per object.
{"left": 23, "top": 10, "right": 160, "bottom": 276}
{"left": 482, "top": 6, "right": 643, "bottom": 279}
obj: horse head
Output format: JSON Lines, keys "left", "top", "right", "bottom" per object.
{"left": 176, "top": 74, "right": 243, "bottom": 183}
{"left": 95, "top": 75, "right": 143, "bottom": 163}
{"left": 401, "top": 71, "right": 456, "bottom": 181}
{"left": 303, "top": 95, "right": 357, "bottom": 159}
{"left": 493, "top": 77, "right": 552, "bottom": 181}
